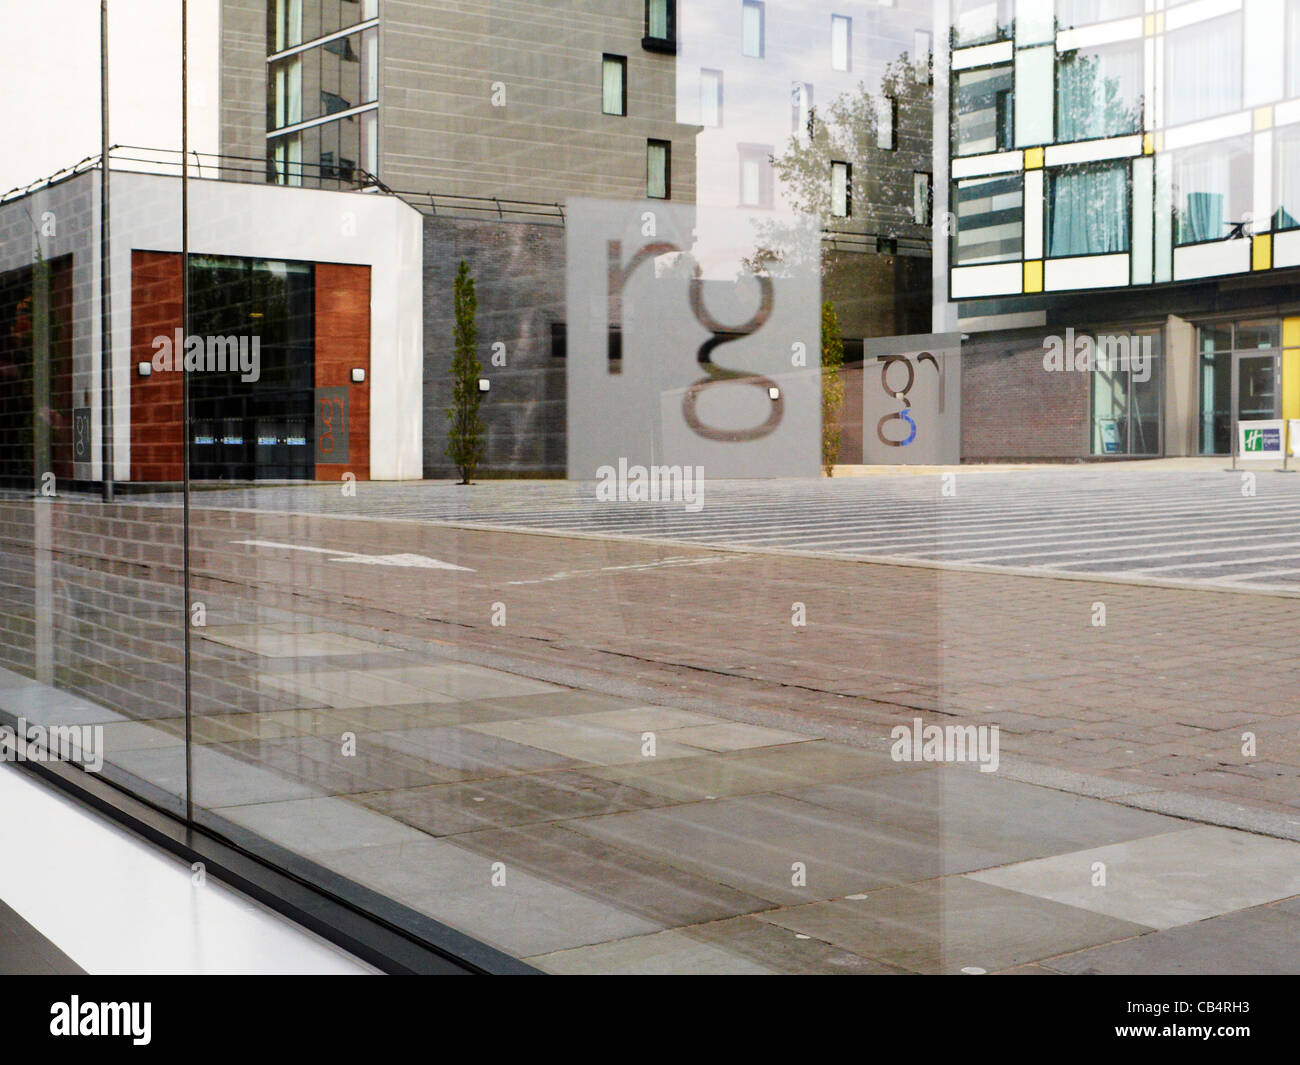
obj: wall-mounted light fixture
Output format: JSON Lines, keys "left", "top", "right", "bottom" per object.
{"left": 137, "top": 362, "right": 152, "bottom": 377}
{"left": 351, "top": 367, "right": 366, "bottom": 383}
{"left": 768, "top": 386, "right": 780, "bottom": 400}
{"left": 478, "top": 378, "right": 491, "bottom": 392}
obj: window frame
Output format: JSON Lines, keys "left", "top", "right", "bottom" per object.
{"left": 647, "top": 138, "right": 672, "bottom": 199}
{"left": 831, "top": 160, "right": 853, "bottom": 218}
{"left": 742, "top": 0, "right": 766, "bottom": 59}
{"left": 643, "top": 0, "right": 677, "bottom": 52}
{"left": 831, "top": 15, "right": 852, "bottom": 72}
{"left": 602, "top": 54, "right": 628, "bottom": 116}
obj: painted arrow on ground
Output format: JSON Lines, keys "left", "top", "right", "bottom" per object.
{"left": 231, "top": 539, "right": 475, "bottom": 571}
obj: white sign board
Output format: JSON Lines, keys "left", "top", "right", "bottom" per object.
{"left": 1289, "top": 420, "right": 1300, "bottom": 458}
{"left": 1238, "top": 419, "right": 1285, "bottom": 460}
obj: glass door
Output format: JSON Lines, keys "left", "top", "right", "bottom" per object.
{"left": 1233, "top": 352, "right": 1279, "bottom": 425}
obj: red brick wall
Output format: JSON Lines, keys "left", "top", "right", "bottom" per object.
{"left": 129, "top": 251, "right": 183, "bottom": 482}
{"left": 314, "top": 262, "right": 371, "bottom": 481}
{"left": 961, "top": 340, "right": 1090, "bottom": 461}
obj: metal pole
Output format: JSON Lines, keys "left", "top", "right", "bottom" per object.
{"left": 100, "top": 0, "right": 114, "bottom": 502}
{"left": 181, "top": 0, "right": 194, "bottom": 824}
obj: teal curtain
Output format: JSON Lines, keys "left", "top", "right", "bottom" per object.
{"left": 1048, "top": 165, "right": 1130, "bottom": 257}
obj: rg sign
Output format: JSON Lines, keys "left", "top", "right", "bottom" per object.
{"left": 861, "top": 335, "right": 962, "bottom": 465}
{"left": 566, "top": 199, "right": 820, "bottom": 479}
{"left": 875, "top": 351, "right": 942, "bottom": 447}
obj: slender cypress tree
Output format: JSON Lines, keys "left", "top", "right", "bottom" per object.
{"left": 821, "top": 299, "right": 845, "bottom": 476}
{"left": 445, "top": 259, "right": 484, "bottom": 484}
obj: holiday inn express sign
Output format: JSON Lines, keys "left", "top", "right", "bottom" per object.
{"left": 565, "top": 199, "right": 821, "bottom": 479}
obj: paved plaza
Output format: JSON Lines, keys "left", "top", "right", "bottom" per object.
{"left": 3, "top": 461, "right": 1300, "bottom": 973}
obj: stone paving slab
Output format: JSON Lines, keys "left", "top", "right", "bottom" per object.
{"left": 775, "top": 767, "right": 1185, "bottom": 874}
{"left": 968, "top": 826, "right": 1300, "bottom": 929}
{"left": 1041, "top": 901, "right": 1300, "bottom": 974}
{"left": 323, "top": 838, "right": 662, "bottom": 958}
{"left": 529, "top": 916, "right": 908, "bottom": 975}
{"left": 760, "top": 876, "right": 1152, "bottom": 975}
{"left": 452, "top": 822, "right": 774, "bottom": 928}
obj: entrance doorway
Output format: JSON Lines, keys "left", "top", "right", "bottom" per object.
{"left": 1233, "top": 352, "right": 1279, "bottom": 424}
{"left": 1198, "top": 320, "right": 1282, "bottom": 454}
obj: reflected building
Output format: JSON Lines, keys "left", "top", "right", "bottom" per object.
{"left": 940, "top": 0, "right": 1300, "bottom": 460}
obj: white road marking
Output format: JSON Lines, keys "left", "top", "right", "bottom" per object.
{"left": 231, "top": 539, "right": 474, "bottom": 572}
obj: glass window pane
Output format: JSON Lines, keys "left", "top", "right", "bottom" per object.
{"left": 602, "top": 56, "right": 625, "bottom": 115}
{"left": 954, "top": 174, "right": 1024, "bottom": 263}
{"left": 1173, "top": 136, "right": 1253, "bottom": 245}
{"left": 1166, "top": 14, "right": 1242, "bottom": 126}
{"left": 1047, "top": 164, "right": 1131, "bottom": 256}
{"left": 831, "top": 16, "right": 851, "bottom": 71}
{"left": 1056, "top": 42, "right": 1142, "bottom": 142}
{"left": 647, "top": 140, "right": 668, "bottom": 198}
{"left": 954, "top": 65, "right": 1013, "bottom": 155}
{"left": 742, "top": 1, "right": 764, "bottom": 57}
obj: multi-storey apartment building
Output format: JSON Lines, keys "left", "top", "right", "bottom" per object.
{"left": 939, "top": 0, "right": 1300, "bottom": 460}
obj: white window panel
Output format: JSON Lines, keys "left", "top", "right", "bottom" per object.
{"left": 1044, "top": 134, "right": 1143, "bottom": 166}
{"left": 1057, "top": 18, "right": 1144, "bottom": 51}
{"left": 951, "top": 262, "right": 1023, "bottom": 297}
{"left": 1016, "top": 0, "right": 1055, "bottom": 45}
{"left": 1163, "top": 112, "right": 1252, "bottom": 151}
{"left": 1164, "top": 0, "right": 1243, "bottom": 32}
{"left": 1044, "top": 253, "right": 1130, "bottom": 290}
{"left": 1173, "top": 239, "right": 1251, "bottom": 279}
{"left": 1274, "top": 229, "right": 1300, "bottom": 267}
{"left": 1244, "top": 0, "right": 1285, "bottom": 107}
{"left": 1132, "top": 156, "right": 1154, "bottom": 284}
{"left": 952, "top": 40, "right": 1013, "bottom": 70}
{"left": 951, "top": 151, "right": 1024, "bottom": 178}
{"left": 1024, "top": 169, "right": 1044, "bottom": 259}
{"left": 1014, "top": 46, "right": 1054, "bottom": 146}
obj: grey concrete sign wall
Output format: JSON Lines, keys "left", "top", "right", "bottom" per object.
{"left": 861, "top": 333, "right": 962, "bottom": 465}
{"left": 566, "top": 199, "right": 821, "bottom": 479}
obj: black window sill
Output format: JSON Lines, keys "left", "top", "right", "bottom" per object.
{"left": 641, "top": 35, "right": 677, "bottom": 55}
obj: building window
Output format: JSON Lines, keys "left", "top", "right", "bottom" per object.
{"left": 1046, "top": 163, "right": 1131, "bottom": 257}
{"left": 701, "top": 69, "right": 723, "bottom": 127}
{"left": 831, "top": 15, "right": 851, "bottom": 71}
{"left": 272, "top": 0, "right": 303, "bottom": 52}
{"left": 272, "top": 55, "right": 302, "bottom": 128}
{"left": 792, "top": 82, "right": 814, "bottom": 139}
{"left": 875, "top": 95, "right": 896, "bottom": 150}
{"left": 270, "top": 133, "right": 303, "bottom": 186}
{"left": 1057, "top": 42, "right": 1142, "bottom": 142}
{"left": 1290, "top": 0, "right": 1300, "bottom": 98}
{"left": 742, "top": 1, "right": 765, "bottom": 58}
{"left": 1166, "top": 14, "right": 1242, "bottom": 127}
{"left": 1173, "top": 137, "right": 1253, "bottom": 245}
{"left": 645, "top": 0, "right": 676, "bottom": 49}
{"left": 954, "top": 64, "right": 1012, "bottom": 156}
{"left": 953, "top": 174, "right": 1023, "bottom": 264}
{"left": 647, "top": 139, "right": 670, "bottom": 198}
{"left": 1091, "top": 330, "right": 1162, "bottom": 456}
{"left": 952, "top": 0, "right": 1011, "bottom": 46}
{"left": 913, "top": 172, "right": 932, "bottom": 225}
{"left": 1057, "top": 0, "right": 1144, "bottom": 31}
{"left": 831, "top": 161, "right": 852, "bottom": 217}
{"left": 602, "top": 55, "right": 627, "bottom": 115}
{"left": 1275, "top": 123, "right": 1300, "bottom": 231}
{"left": 739, "top": 144, "right": 773, "bottom": 207}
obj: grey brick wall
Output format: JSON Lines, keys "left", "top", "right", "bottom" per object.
{"left": 422, "top": 216, "right": 566, "bottom": 477}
